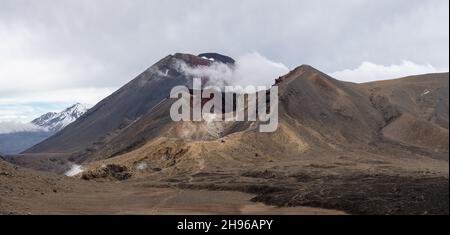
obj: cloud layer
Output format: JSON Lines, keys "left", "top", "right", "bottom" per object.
{"left": 330, "top": 61, "right": 448, "bottom": 83}
{"left": 0, "top": 121, "right": 45, "bottom": 134}
{"left": 0, "top": 0, "right": 448, "bottom": 121}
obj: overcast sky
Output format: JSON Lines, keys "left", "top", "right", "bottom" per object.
{"left": 0, "top": 0, "right": 448, "bottom": 122}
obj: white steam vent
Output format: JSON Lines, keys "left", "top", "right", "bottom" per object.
{"left": 136, "top": 162, "right": 148, "bottom": 171}
{"left": 65, "top": 164, "right": 84, "bottom": 177}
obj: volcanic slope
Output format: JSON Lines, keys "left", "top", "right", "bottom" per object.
{"left": 25, "top": 53, "right": 216, "bottom": 155}
{"left": 77, "top": 64, "right": 449, "bottom": 180}
{"left": 74, "top": 65, "right": 448, "bottom": 215}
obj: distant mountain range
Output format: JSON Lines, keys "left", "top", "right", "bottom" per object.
{"left": 0, "top": 103, "right": 90, "bottom": 154}
{"left": 31, "top": 103, "right": 90, "bottom": 132}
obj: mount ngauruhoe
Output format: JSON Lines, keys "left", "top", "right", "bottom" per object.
{"left": 2, "top": 53, "right": 448, "bottom": 215}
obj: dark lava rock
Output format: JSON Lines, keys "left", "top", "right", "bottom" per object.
{"left": 82, "top": 164, "right": 131, "bottom": 181}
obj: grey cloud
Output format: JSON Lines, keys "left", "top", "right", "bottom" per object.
{"left": 0, "top": 0, "right": 448, "bottom": 88}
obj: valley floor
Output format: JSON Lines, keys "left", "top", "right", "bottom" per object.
{"left": 1, "top": 147, "right": 448, "bottom": 215}
{"left": 1, "top": 182, "right": 345, "bottom": 215}
{"left": 1, "top": 165, "right": 448, "bottom": 215}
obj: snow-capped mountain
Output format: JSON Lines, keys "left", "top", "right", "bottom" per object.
{"left": 0, "top": 103, "right": 91, "bottom": 154}
{"left": 31, "top": 103, "right": 91, "bottom": 132}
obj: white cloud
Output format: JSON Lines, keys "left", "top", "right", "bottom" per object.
{"left": 0, "top": 104, "right": 47, "bottom": 123}
{"left": 0, "top": 121, "right": 45, "bottom": 134}
{"left": 329, "top": 61, "right": 449, "bottom": 83}
{"left": 0, "top": 87, "right": 116, "bottom": 105}
{"left": 0, "top": 87, "right": 114, "bottom": 122}
{"left": 176, "top": 59, "right": 234, "bottom": 88}
{"left": 233, "top": 53, "right": 290, "bottom": 87}
{"left": 177, "top": 52, "right": 289, "bottom": 88}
